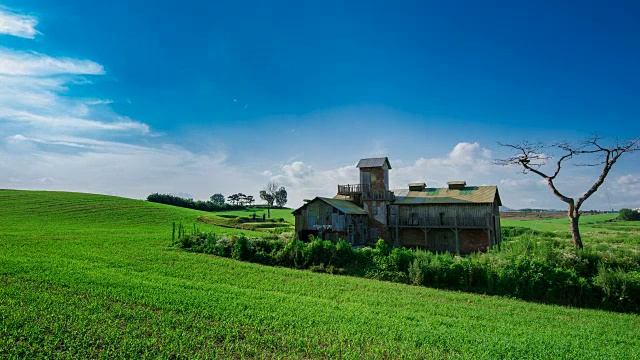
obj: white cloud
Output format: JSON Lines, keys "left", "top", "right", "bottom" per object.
{"left": 0, "top": 12, "right": 149, "bottom": 138}
{"left": 393, "top": 142, "right": 494, "bottom": 188}
{"left": 0, "top": 136, "right": 256, "bottom": 201}
{"left": 1, "top": 110, "right": 150, "bottom": 133}
{"left": 615, "top": 174, "right": 640, "bottom": 201}
{"left": 0, "top": 48, "right": 104, "bottom": 76}
{"left": 499, "top": 177, "right": 546, "bottom": 188}
{"left": 617, "top": 174, "right": 640, "bottom": 186}
{"left": 281, "top": 161, "right": 314, "bottom": 182}
{"left": 0, "top": 6, "right": 166, "bottom": 199}
{"left": 0, "top": 9, "right": 39, "bottom": 39}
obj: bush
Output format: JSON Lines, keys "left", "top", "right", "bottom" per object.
{"left": 375, "top": 239, "right": 391, "bottom": 256}
{"left": 232, "top": 236, "right": 251, "bottom": 261}
{"left": 618, "top": 208, "right": 640, "bottom": 221}
{"left": 594, "top": 265, "right": 640, "bottom": 312}
{"left": 276, "top": 238, "right": 309, "bottom": 269}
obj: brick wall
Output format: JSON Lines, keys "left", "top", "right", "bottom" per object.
{"left": 460, "top": 229, "right": 489, "bottom": 254}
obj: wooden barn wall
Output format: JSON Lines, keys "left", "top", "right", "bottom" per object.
{"left": 295, "top": 200, "right": 368, "bottom": 245}
{"left": 398, "top": 229, "right": 457, "bottom": 253}
{"left": 393, "top": 203, "right": 492, "bottom": 227}
{"left": 398, "top": 228, "right": 490, "bottom": 254}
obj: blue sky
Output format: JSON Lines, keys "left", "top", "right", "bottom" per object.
{"left": 0, "top": 1, "right": 638, "bottom": 209}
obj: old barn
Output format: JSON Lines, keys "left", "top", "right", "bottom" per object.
{"left": 293, "top": 157, "right": 502, "bottom": 254}
{"left": 292, "top": 197, "right": 369, "bottom": 245}
{"left": 389, "top": 181, "right": 502, "bottom": 254}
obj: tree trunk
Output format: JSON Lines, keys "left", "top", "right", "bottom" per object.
{"left": 267, "top": 207, "right": 271, "bottom": 219}
{"left": 569, "top": 210, "right": 583, "bottom": 249}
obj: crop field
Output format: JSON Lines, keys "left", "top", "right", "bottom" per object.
{"left": 501, "top": 213, "right": 640, "bottom": 246}
{"left": 1, "top": 190, "right": 639, "bottom": 358}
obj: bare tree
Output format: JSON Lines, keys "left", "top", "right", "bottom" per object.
{"left": 260, "top": 181, "right": 280, "bottom": 218}
{"left": 495, "top": 134, "right": 639, "bottom": 249}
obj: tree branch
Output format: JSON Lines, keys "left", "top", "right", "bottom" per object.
{"left": 575, "top": 136, "right": 640, "bottom": 209}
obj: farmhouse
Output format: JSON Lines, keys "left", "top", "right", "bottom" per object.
{"left": 293, "top": 157, "right": 502, "bottom": 254}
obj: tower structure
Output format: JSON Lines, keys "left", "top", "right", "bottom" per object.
{"left": 338, "top": 157, "right": 393, "bottom": 242}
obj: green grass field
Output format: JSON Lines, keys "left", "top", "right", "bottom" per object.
{"left": 502, "top": 213, "right": 640, "bottom": 246}
{"left": 1, "top": 190, "right": 639, "bottom": 358}
{"left": 214, "top": 207, "right": 295, "bottom": 224}
{"left": 196, "top": 206, "right": 294, "bottom": 235}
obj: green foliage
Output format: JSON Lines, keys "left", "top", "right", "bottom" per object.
{"left": 147, "top": 192, "right": 245, "bottom": 212}
{"left": 618, "top": 208, "right": 640, "bottom": 221}
{"left": 275, "top": 186, "right": 287, "bottom": 207}
{"left": 375, "top": 239, "right": 391, "bottom": 256}
{"left": 210, "top": 193, "right": 225, "bottom": 204}
{"left": 594, "top": 265, "right": 640, "bottom": 312}
{"left": 232, "top": 235, "right": 251, "bottom": 261}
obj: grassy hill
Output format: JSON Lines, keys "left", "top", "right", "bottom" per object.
{"left": 1, "top": 190, "right": 639, "bottom": 358}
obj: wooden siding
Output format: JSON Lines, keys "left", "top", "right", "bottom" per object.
{"left": 294, "top": 200, "right": 368, "bottom": 245}
{"left": 391, "top": 202, "right": 501, "bottom": 253}
{"left": 389, "top": 203, "right": 493, "bottom": 228}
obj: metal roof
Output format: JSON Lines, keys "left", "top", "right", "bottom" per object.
{"left": 393, "top": 186, "right": 502, "bottom": 205}
{"left": 292, "top": 197, "right": 367, "bottom": 215}
{"left": 356, "top": 157, "right": 392, "bottom": 169}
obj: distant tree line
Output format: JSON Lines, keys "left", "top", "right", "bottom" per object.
{"left": 147, "top": 193, "right": 245, "bottom": 212}
{"left": 148, "top": 184, "right": 288, "bottom": 215}
{"left": 515, "top": 208, "right": 611, "bottom": 214}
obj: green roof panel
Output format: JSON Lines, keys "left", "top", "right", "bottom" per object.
{"left": 392, "top": 186, "right": 501, "bottom": 205}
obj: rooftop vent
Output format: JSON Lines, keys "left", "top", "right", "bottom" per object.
{"left": 447, "top": 181, "right": 466, "bottom": 190}
{"left": 408, "top": 182, "right": 426, "bottom": 191}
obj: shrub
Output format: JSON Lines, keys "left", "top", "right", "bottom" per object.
{"left": 232, "top": 235, "right": 251, "bottom": 261}
{"left": 335, "top": 239, "right": 354, "bottom": 267}
{"left": 375, "top": 239, "right": 391, "bottom": 256}
{"left": 389, "top": 248, "right": 415, "bottom": 273}
{"left": 276, "top": 238, "right": 309, "bottom": 269}
{"left": 618, "top": 208, "right": 640, "bottom": 221}
{"left": 594, "top": 265, "right": 640, "bottom": 312}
